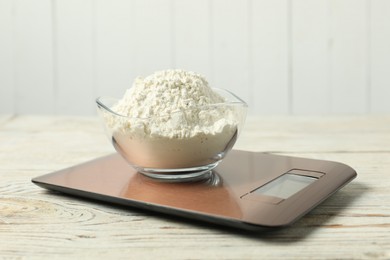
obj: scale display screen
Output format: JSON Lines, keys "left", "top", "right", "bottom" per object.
{"left": 252, "top": 173, "right": 318, "bottom": 199}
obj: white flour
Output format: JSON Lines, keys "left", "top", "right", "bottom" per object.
{"left": 111, "top": 69, "right": 235, "bottom": 139}
{"left": 106, "top": 69, "right": 239, "bottom": 169}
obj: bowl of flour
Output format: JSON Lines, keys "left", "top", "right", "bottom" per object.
{"left": 96, "top": 70, "right": 247, "bottom": 182}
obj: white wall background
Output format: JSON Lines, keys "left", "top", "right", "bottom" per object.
{"left": 0, "top": 0, "right": 389, "bottom": 116}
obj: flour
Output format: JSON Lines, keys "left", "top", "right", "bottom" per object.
{"left": 111, "top": 69, "right": 236, "bottom": 139}
{"left": 105, "top": 69, "right": 241, "bottom": 169}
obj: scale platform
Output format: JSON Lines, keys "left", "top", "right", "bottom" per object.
{"left": 32, "top": 150, "right": 357, "bottom": 231}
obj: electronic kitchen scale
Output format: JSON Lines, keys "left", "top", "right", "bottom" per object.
{"left": 32, "top": 150, "right": 357, "bottom": 231}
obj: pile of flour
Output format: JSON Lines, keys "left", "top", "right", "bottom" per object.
{"left": 111, "top": 69, "right": 236, "bottom": 139}
{"left": 107, "top": 69, "right": 239, "bottom": 169}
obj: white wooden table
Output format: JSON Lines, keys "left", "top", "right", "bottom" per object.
{"left": 1, "top": 115, "right": 389, "bottom": 259}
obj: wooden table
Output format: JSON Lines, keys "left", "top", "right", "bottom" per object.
{"left": 1, "top": 115, "right": 389, "bottom": 259}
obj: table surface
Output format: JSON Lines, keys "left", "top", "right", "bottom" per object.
{"left": 1, "top": 115, "right": 389, "bottom": 259}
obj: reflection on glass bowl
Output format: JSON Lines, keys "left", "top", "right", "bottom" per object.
{"left": 96, "top": 88, "right": 247, "bottom": 182}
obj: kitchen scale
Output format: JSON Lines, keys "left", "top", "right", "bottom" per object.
{"left": 32, "top": 150, "right": 357, "bottom": 231}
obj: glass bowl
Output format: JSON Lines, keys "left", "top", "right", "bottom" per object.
{"left": 96, "top": 88, "right": 247, "bottom": 182}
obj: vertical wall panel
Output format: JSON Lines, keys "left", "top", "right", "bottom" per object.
{"left": 2, "top": 1, "right": 390, "bottom": 116}
{"left": 133, "top": 0, "right": 173, "bottom": 77}
{"left": 96, "top": 0, "right": 136, "bottom": 98}
{"left": 0, "top": 0, "right": 15, "bottom": 113}
{"left": 252, "top": 0, "right": 289, "bottom": 114}
{"left": 292, "top": 0, "right": 330, "bottom": 115}
{"left": 211, "top": 0, "right": 251, "bottom": 109}
{"left": 14, "top": 0, "right": 54, "bottom": 114}
{"left": 370, "top": 0, "right": 390, "bottom": 113}
{"left": 173, "top": 0, "right": 211, "bottom": 80}
{"left": 56, "top": 0, "right": 96, "bottom": 115}
{"left": 329, "top": 0, "right": 368, "bottom": 114}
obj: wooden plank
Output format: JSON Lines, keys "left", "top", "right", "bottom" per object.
{"left": 235, "top": 115, "right": 390, "bottom": 153}
{"left": 0, "top": 0, "right": 15, "bottom": 114}
{"left": 0, "top": 115, "right": 14, "bottom": 127}
{"left": 211, "top": 0, "right": 251, "bottom": 111}
{"left": 55, "top": 0, "right": 96, "bottom": 115}
{"left": 0, "top": 115, "right": 389, "bottom": 258}
{"left": 252, "top": 0, "right": 289, "bottom": 115}
{"left": 173, "top": 0, "right": 211, "bottom": 80}
{"left": 329, "top": 0, "right": 368, "bottom": 114}
{"left": 95, "top": 0, "right": 136, "bottom": 99}
{"left": 133, "top": 0, "right": 173, "bottom": 77}
{"left": 0, "top": 115, "right": 111, "bottom": 171}
{"left": 370, "top": 0, "right": 390, "bottom": 113}
{"left": 13, "top": 0, "right": 54, "bottom": 114}
{"left": 291, "top": 0, "right": 330, "bottom": 115}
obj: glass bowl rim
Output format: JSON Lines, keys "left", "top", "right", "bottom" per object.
{"left": 96, "top": 88, "right": 248, "bottom": 120}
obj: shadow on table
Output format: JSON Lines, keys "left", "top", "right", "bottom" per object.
{"left": 43, "top": 181, "right": 367, "bottom": 243}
